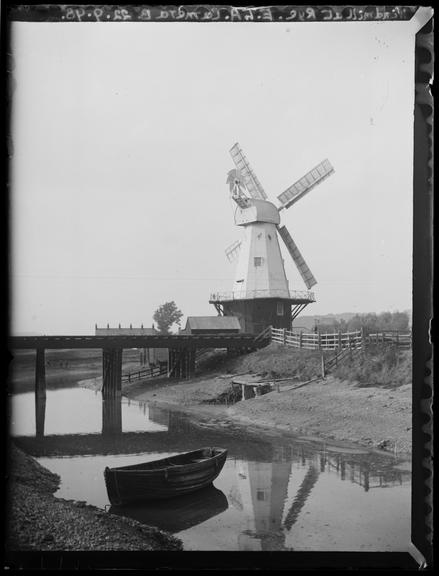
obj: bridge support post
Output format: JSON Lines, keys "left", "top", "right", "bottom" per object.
{"left": 35, "top": 348, "right": 46, "bottom": 398}
{"left": 102, "top": 348, "right": 122, "bottom": 397}
{"left": 187, "top": 349, "right": 196, "bottom": 378}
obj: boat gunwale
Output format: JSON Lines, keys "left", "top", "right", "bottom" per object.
{"left": 105, "top": 447, "right": 227, "bottom": 474}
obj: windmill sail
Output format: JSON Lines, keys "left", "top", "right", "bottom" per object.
{"left": 230, "top": 143, "right": 268, "bottom": 201}
{"left": 225, "top": 239, "right": 242, "bottom": 262}
{"left": 278, "top": 225, "right": 317, "bottom": 289}
{"left": 277, "top": 159, "right": 334, "bottom": 210}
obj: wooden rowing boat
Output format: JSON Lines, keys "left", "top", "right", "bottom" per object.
{"left": 104, "top": 447, "right": 227, "bottom": 505}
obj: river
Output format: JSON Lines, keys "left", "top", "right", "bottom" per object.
{"left": 9, "top": 386, "right": 411, "bottom": 551}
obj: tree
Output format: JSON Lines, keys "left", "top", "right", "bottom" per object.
{"left": 153, "top": 301, "right": 183, "bottom": 334}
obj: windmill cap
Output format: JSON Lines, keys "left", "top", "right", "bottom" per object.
{"left": 234, "top": 199, "right": 280, "bottom": 226}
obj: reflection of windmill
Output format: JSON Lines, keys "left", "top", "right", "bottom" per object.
{"left": 235, "top": 458, "right": 320, "bottom": 551}
{"left": 210, "top": 143, "right": 335, "bottom": 334}
{"left": 283, "top": 464, "right": 320, "bottom": 531}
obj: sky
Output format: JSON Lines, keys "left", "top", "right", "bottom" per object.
{"left": 9, "top": 13, "right": 428, "bottom": 335}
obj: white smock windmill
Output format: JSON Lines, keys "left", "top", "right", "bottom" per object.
{"left": 210, "top": 143, "right": 334, "bottom": 334}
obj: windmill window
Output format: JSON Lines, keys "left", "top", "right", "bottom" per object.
{"left": 254, "top": 257, "right": 263, "bottom": 267}
{"left": 277, "top": 302, "right": 284, "bottom": 316}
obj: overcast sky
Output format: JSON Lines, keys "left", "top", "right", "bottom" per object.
{"left": 10, "top": 14, "right": 427, "bottom": 335}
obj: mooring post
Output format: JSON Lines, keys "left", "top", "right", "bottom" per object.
{"left": 35, "top": 348, "right": 46, "bottom": 398}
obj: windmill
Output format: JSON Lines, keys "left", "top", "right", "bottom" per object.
{"left": 210, "top": 143, "right": 335, "bottom": 334}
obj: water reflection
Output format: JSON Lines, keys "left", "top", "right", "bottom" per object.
{"left": 235, "top": 459, "right": 293, "bottom": 550}
{"left": 109, "top": 486, "right": 228, "bottom": 533}
{"left": 102, "top": 396, "right": 122, "bottom": 436}
{"left": 12, "top": 387, "right": 411, "bottom": 551}
{"left": 35, "top": 394, "right": 46, "bottom": 439}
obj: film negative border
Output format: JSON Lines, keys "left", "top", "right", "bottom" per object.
{"left": 8, "top": 4, "right": 418, "bottom": 22}
{"left": 411, "top": 13, "right": 434, "bottom": 569}
{"left": 2, "top": 4, "right": 434, "bottom": 571}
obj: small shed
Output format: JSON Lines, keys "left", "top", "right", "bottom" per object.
{"left": 183, "top": 316, "right": 242, "bottom": 335}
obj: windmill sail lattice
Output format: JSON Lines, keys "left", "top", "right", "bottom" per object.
{"left": 278, "top": 225, "right": 317, "bottom": 289}
{"left": 277, "top": 159, "right": 334, "bottom": 210}
{"left": 230, "top": 143, "right": 268, "bottom": 200}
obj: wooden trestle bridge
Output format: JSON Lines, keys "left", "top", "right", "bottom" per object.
{"left": 8, "top": 333, "right": 262, "bottom": 397}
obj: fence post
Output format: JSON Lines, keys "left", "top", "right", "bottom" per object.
{"left": 338, "top": 331, "right": 342, "bottom": 349}
{"left": 321, "top": 353, "right": 325, "bottom": 379}
{"left": 318, "top": 330, "right": 321, "bottom": 350}
{"left": 396, "top": 332, "right": 399, "bottom": 346}
{"left": 360, "top": 327, "right": 365, "bottom": 349}
{"left": 283, "top": 328, "right": 286, "bottom": 345}
{"left": 299, "top": 331, "right": 302, "bottom": 349}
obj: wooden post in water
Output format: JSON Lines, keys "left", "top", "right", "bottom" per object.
{"left": 35, "top": 348, "right": 46, "bottom": 398}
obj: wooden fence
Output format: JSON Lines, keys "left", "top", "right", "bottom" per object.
{"left": 121, "top": 363, "right": 168, "bottom": 384}
{"left": 271, "top": 327, "right": 363, "bottom": 350}
{"left": 271, "top": 327, "right": 412, "bottom": 351}
{"left": 367, "top": 331, "right": 412, "bottom": 348}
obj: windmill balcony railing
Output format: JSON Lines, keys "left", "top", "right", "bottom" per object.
{"left": 209, "top": 289, "right": 315, "bottom": 302}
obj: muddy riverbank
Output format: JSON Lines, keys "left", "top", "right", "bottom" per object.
{"left": 6, "top": 444, "right": 183, "bottom": 552}
{"left": 120, "top": 344, "right": 412, "bottom": 456}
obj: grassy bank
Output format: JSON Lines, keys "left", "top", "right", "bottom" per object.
{"left": 332, "top": 344, "right": 412, "bottom": 388}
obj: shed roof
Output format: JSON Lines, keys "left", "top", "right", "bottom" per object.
{"left": 185, "top": 316, "right": 241, "bottom": 331}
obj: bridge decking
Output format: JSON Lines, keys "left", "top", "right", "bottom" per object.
{"left": 8, "top": 333, "right": 257, "bottom": 350}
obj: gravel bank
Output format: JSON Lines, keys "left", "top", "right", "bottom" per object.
{"left": 6, "top": 444, "right": 183, "bottom": 552}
